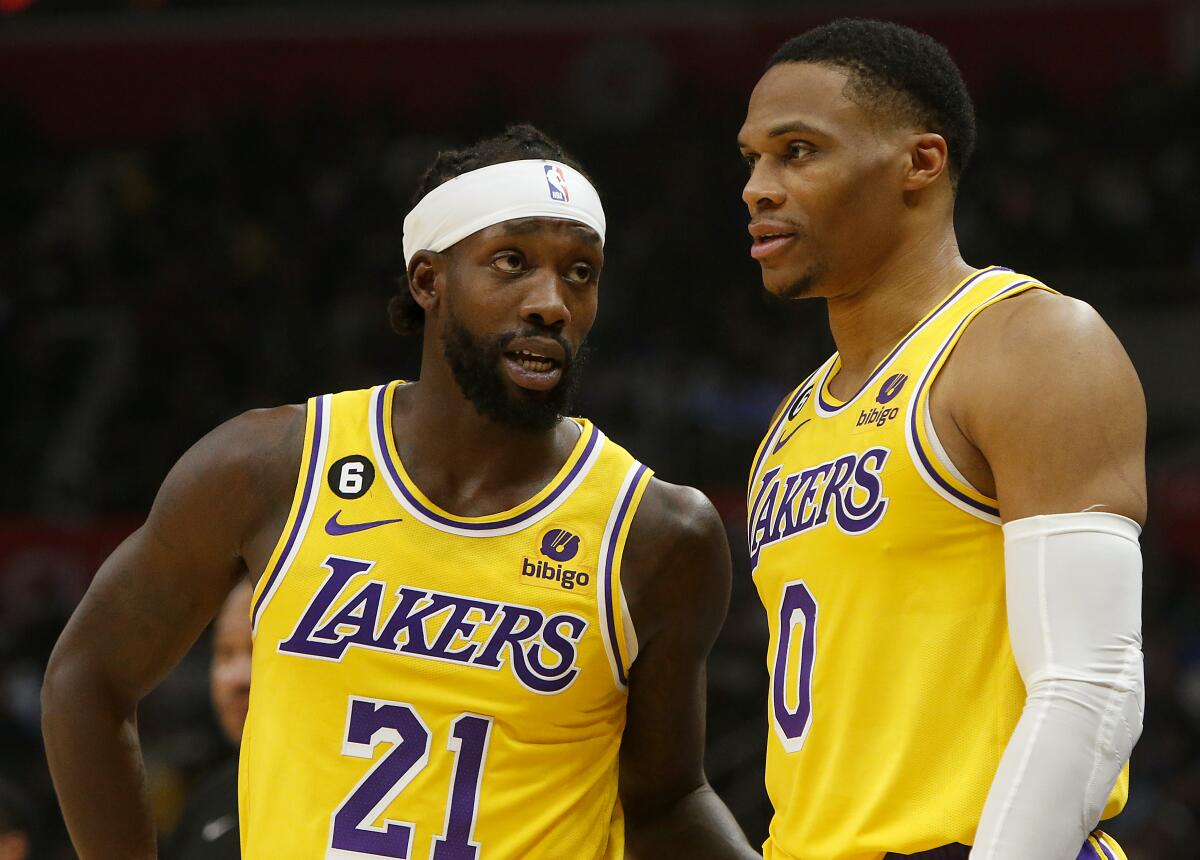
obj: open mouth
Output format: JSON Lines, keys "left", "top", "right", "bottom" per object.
{"left": 750, "top": 232, "right": 796, "bottom": 260}
{"left": 502, "top": 349, "right": 564, "bottom": 391}
{"left": 508, "top": 349, "right": 558, "bottom": 373}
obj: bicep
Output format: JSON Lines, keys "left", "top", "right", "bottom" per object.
{"left": 50, "top": 410, "right": 291, "bottom": 704}
{"left": 619, "top": 485, "right": 732, "bottom": 815}
{"left": 58, "top": 520, "right": 243, "bottom": 704}
{"left": 961, "top": 295, "right": 1147, "bottom": 523}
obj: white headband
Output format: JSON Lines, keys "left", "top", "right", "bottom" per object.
{"left": 402, "top": 159, "right": 606, "bottom": 266}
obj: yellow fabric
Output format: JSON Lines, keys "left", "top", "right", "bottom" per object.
{"left": 1091, "top": 829, "right": 1129, "bottom": 860}
{"left": 748, "top": 268, "right": 1128, "bottom": 860}
{"left": 241, "top": 381, "right": 650, "bottom": 859}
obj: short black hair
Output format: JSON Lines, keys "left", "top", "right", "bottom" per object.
{"left": 767, "top": 19, "right": 976, "bottom": 185}
{"left": 390, "top": 123, "right": 588, "bottom": 336}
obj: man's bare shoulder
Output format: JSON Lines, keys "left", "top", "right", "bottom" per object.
{"left": 956, "top": 289, "right": 1131, "bottom": 376}
{"left": 944, "top": 286, "right": 1146, "bottom": 521}
{"left": 620, "top": 477, "right": 731, "bottom": 648}
{"left": 145, "top": 403, "right": 307, "bottom": 559}
{"left": 635, "top": 477, "right": 724, "bottom": 544}
{"left": 180, "top": 403, "right": 306, "bottom": 493}
{"left": 944, "top": 288, "right": 1142, "bottom": 413}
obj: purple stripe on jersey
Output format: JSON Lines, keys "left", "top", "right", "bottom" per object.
{"left": 1087, "top": 834, "right": 1118, "bottom": 860}
{"left": 373, "top": 383, "right": 598, "bottom": 532}
{"left": 815, "top": 267, "right": 1011, "bottom": 414}
{"left": 747, "top": 380, "right": 814, "bottom": 510}
{"left": 907, "top": 280, "right": 1033, "bottom": 519}
{"left": 602, "top": 463, "right": 648, "bottom": 687}
{"left": 252, "top": 394, "right": 325, "bottom": 629}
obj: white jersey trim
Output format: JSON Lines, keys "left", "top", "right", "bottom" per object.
{"left": 368, "top": 383, "right": 605, "bottom": 538}
{"left": 251, "top": 393, "right": 332, "bottom": 635}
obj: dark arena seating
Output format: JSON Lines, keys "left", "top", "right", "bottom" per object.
{"left": 2, "top": 2, "right": 1198, "bottom": 857}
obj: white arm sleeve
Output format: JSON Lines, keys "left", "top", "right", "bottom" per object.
{"left": 970, "top": 511, "right": 1144, "bottom": 860}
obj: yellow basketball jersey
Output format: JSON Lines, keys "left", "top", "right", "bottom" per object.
{"left": 748, "top": 267, "right": 1128, "bottom": 860}
{"left": 241, "top": 381, "right": 651, "bottom": 860}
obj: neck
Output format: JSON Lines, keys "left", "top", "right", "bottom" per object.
{"left": 391, "top": 351, "right": 576, "bottom": 514}
{"left": 825, "top": 224, "right": 975, "bottom": 382}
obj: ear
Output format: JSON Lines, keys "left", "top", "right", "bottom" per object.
{"left": 407, "top": 250, "right": 444, "bottom": 314}
{"left": 903, "top": 132, "right": 950, "bottom": 191}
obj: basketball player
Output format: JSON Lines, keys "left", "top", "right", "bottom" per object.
{"left": 42, "top": 125, "right": 760, "bottom": 860}
{"left": 738, "top": 20, "right": 1145, "bottom": 860}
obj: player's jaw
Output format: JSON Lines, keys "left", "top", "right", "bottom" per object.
{"left": 442, "top": 308, "right": 585, "bottom": 433}
{"left": 748, "top": 219, "right": 827, "bottom": 298}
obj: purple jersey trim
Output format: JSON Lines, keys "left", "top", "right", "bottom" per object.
{"left": 601, "top": 463, "right": 648, "bottom": 686}
{"left": 815, "top": 267, "right": 1010, "bottom": 414}
{"left": 748, "top": 382, "right": 811, "bottom": 506}
{"left": 1077, "top": 836, "right": 1116, "bottom": 860}
{"left": 907, "top": 280, "right": 1034, "bottom": 519}
{"left": 373, "top": 383, "right": 599, "bottom": 532}
{"left": 252, "top": 394, "right": 325, "bottom": 629}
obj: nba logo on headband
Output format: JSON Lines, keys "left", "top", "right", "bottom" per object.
{"left": 544, "top": 165, "right": 570, "bottom": 203}
{"left": 401, "top": 159, "right": 604, "bottom": 265}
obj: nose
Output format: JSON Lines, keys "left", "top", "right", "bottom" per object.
{"left": 520, "top": 272, "right": 570, "bottom": 330}
{"left": 742, "top": 158, "right": 786, "bottom": 211}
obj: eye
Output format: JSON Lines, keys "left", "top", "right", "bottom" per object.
{"left": 787, "top": 140, "right": 815, "bottom": 159}
{"left": 742, "top": 152, "right": 758, "bottom": 172}
{"left": 492, "top": 252, "right": 525, "bottom": 274}
{"left": 566, "top": 262, "right": 596, "bottom": 284}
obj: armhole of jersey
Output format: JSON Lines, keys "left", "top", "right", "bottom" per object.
{"left": 905, "top": 280, "right": 1057, "bottom": 524}
{"left": 597, "top": 461, "right": 653, "bottom": 691}
{"left": 1101, "top": 761, "right": 1130, "bottom": 822}
{"left": 1090, "top": 829, "right": 1128, "bottom": 860}
{"left": 249, "top": 393, "right": 332, "bottom": 636}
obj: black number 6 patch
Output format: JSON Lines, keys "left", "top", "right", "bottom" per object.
{"left": 328, "top": 455, "right": 375, "bottom": 500}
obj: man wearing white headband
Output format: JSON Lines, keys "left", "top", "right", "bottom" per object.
{"left": 45, "top": 124, "right": 761, "bottom": 860}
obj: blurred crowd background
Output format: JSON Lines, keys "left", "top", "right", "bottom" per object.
{"left": 3, "top": 0, "right": 1199, "bottom": 857}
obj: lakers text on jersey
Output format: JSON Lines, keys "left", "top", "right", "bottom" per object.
{"left": 747, "top": 267, "right": 1130, "bottom": 860}
{"left": 241, "top": 381, "right": 651, "bottom": 860}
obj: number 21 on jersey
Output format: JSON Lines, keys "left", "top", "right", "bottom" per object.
{"left": 771, "top": 581, "right": 818, "bottom": 753}
{"left": 330, "top": 697, "right": 492, "bottom": 860}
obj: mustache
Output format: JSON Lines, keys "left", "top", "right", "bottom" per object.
{"left": 750, "top": 218, "right": 808, "bottom": 239}
{"left": 496, "top": 326, "right": 576, "bottom": 367}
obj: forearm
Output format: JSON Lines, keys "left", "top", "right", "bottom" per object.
{"left": 625, "top": 783, "right": 761, "bottom": 860}
{"left": 42, "top": 659, "right": 158, "bottom": 859}
{"left": 971, "top": 513, "right": 1143, "bottom": 860}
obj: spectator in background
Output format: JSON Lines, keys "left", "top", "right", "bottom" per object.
{"left": 0, "top": 778, "right": 31, "bottom": 860}
{"left": 166, "top": 579, "right": 251, "bottom": 860}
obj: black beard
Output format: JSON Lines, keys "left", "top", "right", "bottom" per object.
{"left": 441, "top": 311, "right": 586, "bottom": 433}
{"left": 776, "top": 260, "right": 828, "bottom": 300}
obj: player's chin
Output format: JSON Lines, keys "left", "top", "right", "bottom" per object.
{"left": 762, "top": 255, "right": 824, "bottom": 300}
{"left": 761, "top": 269, "right": 807, "bottom": 299}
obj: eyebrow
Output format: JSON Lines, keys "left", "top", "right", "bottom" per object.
{"left": 768, "top": 119, "right": 824, "bottom": 137}
{"left": 738, "top": 119, "right": 825, "bottom": 150}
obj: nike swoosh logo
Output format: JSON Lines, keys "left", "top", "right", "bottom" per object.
{"left": 772, "top": 419, "right": 811, "bottom": 454}
{"left": 324, "top": 510, "right": 403, "bottom": 536}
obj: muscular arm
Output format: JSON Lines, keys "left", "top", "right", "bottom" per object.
{"left": 942, "top": 290, "right": 1146, "bottom": 522}
{"left": 618, "top": 480, "right": 760, "bottom": 860}
{"left": 41, "top": 405, "right": 303, "bottom": 858}
{"left": 941, "top": 292, "right": 1146, "bottom": 858}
